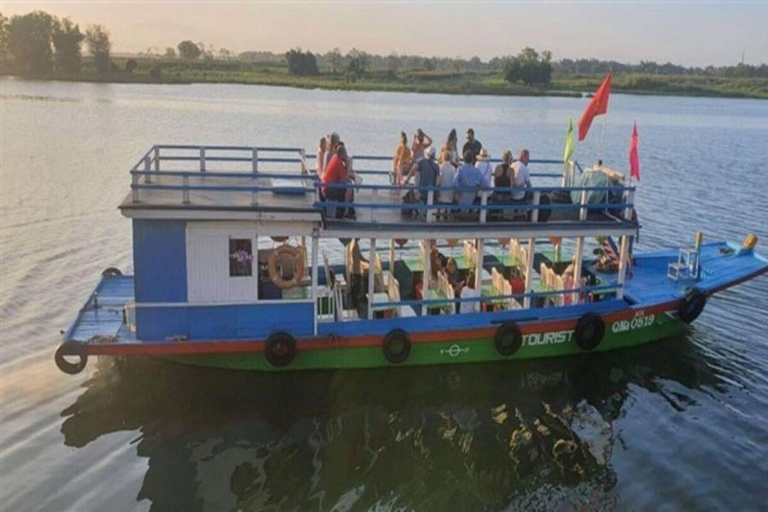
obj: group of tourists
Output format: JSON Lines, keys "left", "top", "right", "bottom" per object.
{"left": 395, "top": 128, "right": 533, "bottom": 210}
{"left": 315, "top": 127, "right": 534, "bottom": 221}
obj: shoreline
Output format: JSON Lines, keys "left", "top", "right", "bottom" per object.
{"left": 2, "top": 72, "right": 766, "bottom": 101}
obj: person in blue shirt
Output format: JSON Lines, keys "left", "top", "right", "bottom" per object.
{"left": 453, "top": 148, "right": 490, "bottom": 206}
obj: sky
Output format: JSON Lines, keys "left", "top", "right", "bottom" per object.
{"left": 2, "top": 0, "right": 768, "bottom": 67}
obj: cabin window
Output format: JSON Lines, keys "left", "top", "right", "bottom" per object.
{"left": 229, "top": 239, "right": 253, "bottom": 277}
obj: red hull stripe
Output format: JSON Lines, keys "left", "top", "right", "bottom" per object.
{"left": 84, "top": 300, "right": 682, "bottom": 357}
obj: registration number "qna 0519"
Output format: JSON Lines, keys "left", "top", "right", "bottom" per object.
{"left": 611, "top": 314, "right": 655, "bottom": 333}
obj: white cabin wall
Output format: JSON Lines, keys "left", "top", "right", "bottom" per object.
{"left": 187, "top": 223, "right": 258, "bottom": 303}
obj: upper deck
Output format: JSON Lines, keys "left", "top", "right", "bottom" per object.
{"left": 121, "top": 145, "right": 639, "bottom": 238}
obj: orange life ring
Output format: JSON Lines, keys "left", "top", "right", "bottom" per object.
{"left": 268, "top": 244, "right": 305, "bottom": 289}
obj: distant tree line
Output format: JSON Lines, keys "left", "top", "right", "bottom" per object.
{"left": 2, "top": 9, "right": 766, "bottom": 82}
{"left": 0, "top": 10, "right": 111, "bottom": 75}
{"left": 555, "top": 58, "right": 768, "bottom": 79}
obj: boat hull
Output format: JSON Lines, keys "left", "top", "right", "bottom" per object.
{"left": 163, "top": 303, "right": 685, "bottom": 371}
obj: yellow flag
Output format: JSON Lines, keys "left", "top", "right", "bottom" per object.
{"left": 563, "top": 117, "right": 574, "bottom": 163}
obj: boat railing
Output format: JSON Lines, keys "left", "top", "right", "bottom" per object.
{"left": 318, "top": 181, "right": 635, "bottom": 224}
{"left": 126, "top": 146, "right": 626, "bottom": 221}
{"left": 129, "top": 144, "right": 315, "bottom": 204}
{"left": 330, "top": 154, "right": 570, "bottom": 181}
{"left": 130, "top": 145, "right": 575, "bottom": 181}
{"left": 366, "top": 282, "right": 623, "bottom": 314}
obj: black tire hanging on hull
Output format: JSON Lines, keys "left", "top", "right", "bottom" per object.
{"left": 574, "top": 313, "right": 605, "bottom": 352}
{"left": 265, "top": 331, "right": 297, "bottom": 368}
{"left": 102, "top": 267, "right": 123, "bottom": 277}
{"left": 678, "top": 288, "right": 707, "bottom": 324}
{"left": 382, "top": 328, "right": 411, "bottom": 365}
{"left": 55, "top": 340, "right": 88, "bottom": 375}
{"left": 494, "top": 321, "right": 523, "bottom": 356}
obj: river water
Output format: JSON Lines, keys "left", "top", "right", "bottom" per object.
{"left": 1, "top": 79, "right": 767, "bottom": 511}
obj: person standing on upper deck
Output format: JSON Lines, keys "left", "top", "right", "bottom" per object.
{"left": 392, "top": 131, "right": 412, "bottom": 185}
{"left": 462, "top": 128, "right": 482, "bottom": 161}
{"left": 443, "top": 129, "right": 460, "bottom": 166}
{"left": 322, "top": 143, "right": 349, "bottom": 219}
{"left": 510, "top": 149, "right": 532, "bottom": 201}
{"left": 453, "top": 149, "right": 487, "bottom": 206}
{"left": 475, "top": 148, "right": 494, "bottom": 189}
{"left": 324, "top": 132, "right": 340, "bottom": 169}
{"left": 316, "top": 137, "right": 327, "bottom": 178}
{"left": 411, "top": 129, "right": 433, "bottom": 161}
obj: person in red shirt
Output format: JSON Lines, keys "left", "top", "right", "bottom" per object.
{"left": 510, "top": 267, "right": 525, "bottom": 304}
{"left": 322, "top": 143, "right": 349, "bottom": 219}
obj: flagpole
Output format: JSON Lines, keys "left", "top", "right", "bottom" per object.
{"left": 598, "top": 104, "right": 607, "bottom": 162}
{"left": 597, "top": 69, "right": 613, "bottom": 163}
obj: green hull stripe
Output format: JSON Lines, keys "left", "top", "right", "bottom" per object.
{"left": 167, "top": 313, "right": 684, "bottom": 372}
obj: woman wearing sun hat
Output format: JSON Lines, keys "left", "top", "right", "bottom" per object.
{"left": 475, "top": 148, "right": 493, "bottom": 188}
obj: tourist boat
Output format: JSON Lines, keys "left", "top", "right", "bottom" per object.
{"left": 55, "top": 145, "right": 767, "bottom": 374}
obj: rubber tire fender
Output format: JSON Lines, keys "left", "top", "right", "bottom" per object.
{"left": 382, "top": 328, "right": 411, "bottom": 365}
{"left": 678, "top": 288, "right": 707, "bottom": 324}
{"left": 265, "top": 331, "right": 297, "bottom": 368}
{"left": 574, "top": 313, "right": 605, "bottom": 352}
{"left": 55, "top": 340, "right": 88, "bottom": 375}
{"left": 102, "top": 267, "right": 122, "bottom": 277}
{"left": 494, "top": 321, "right": 523, "bottom": 356}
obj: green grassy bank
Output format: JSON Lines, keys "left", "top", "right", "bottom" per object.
{"left": 4, "top": 58, "right": 767, "bottom": 100}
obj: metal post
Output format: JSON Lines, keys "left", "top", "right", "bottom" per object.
{"left": 531, "top": 191, "right": 541, "bottom": 223}
{"left": 143, "top": 156, "right": 151, "bottom": 184}
{"left": 131, "top": 172, "right": 140, "bottom": 202}
{"left": 624, "top": 189, "right": 634, "bottom": 221}
{"left": 579, "top": 190, "right": 588, "bottom": 221}
{"left": 573, "top": 237, "right": 584, "bottom": 304}
{"left": 254, "top": 234, "right": 259, "bottom": 301}
{"left": 480, "top": 191, "right": 488, "bottom": 223}
{"left": 523, "top": 238, "right": 535, "bottom": 308}
{"left": 367, "top": 238, "right": 377, "bottom": 320}
{"left": 616, "top": 235, "right": 629, "bottom": 300}
{"left": 561, "top": 161, "right": 569, "bottom": 188}
{"left": 252, "top": 147, "right": 258, "bottom": 173}
{"left": 153, "top": 146, "right": 160, "bottom": 172}
{"left": 311, "top": 234, "right": 319, "bottom": 334}
{"left": 251, "top": 187, "right": 258, "bottom": 206}
{"left": 200, "top": 147, "right": 206, "bottom": 173}
{"left": 299, "top": 149, "right": 306, "bottom": 174}
{"left": 389, "top": 238, "right": 396, "bottom": 275}
{"left": 422, "top": 239, "right": 430, "bottom": 315}
{"left": 182, "top": 175, "right": 190, "bottom": 204}
{"left": 427, "top": 190, "right": 435, "bottom": 223}
{"left": 475, "top": 238, "right": 484, "bottom": 291}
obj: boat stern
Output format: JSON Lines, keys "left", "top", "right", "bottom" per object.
{"left": 56, "top": 270, "right": 135, "bottom": 374}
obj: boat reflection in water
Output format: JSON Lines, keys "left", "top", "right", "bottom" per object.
{"left": 60, "top": 336, "right": 718, "bottom": 510}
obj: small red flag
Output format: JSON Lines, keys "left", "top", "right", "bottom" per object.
{"left": 629, "top": 121, "right": 640, "bottom": 181}
{"left": 578, "top": 74, "right": 612, "bottom": 141}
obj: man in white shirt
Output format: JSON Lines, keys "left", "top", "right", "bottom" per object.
{"left": 510, "top": 149, "right": 532, "bottom": 201}
{"left": 460, "top": 271, "right": 481, "bottom": 313}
